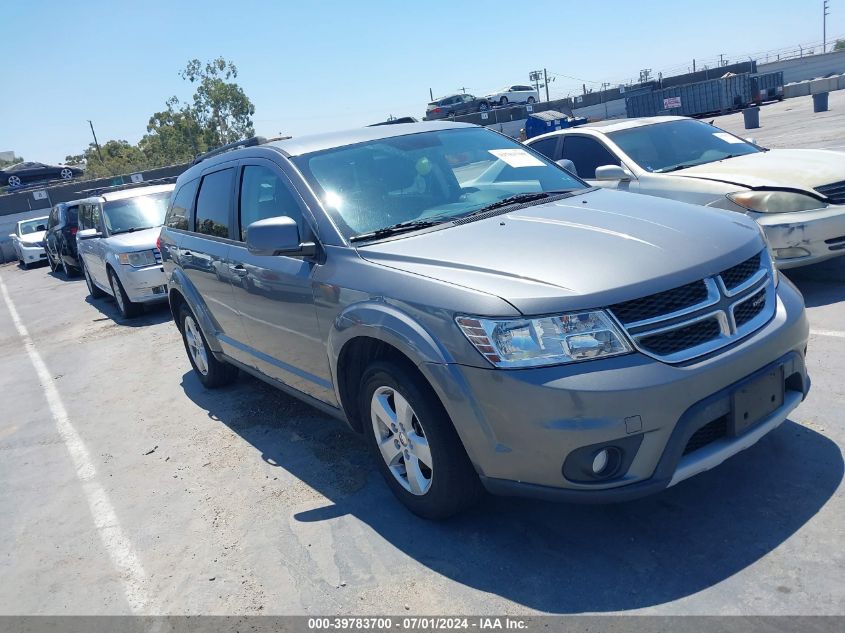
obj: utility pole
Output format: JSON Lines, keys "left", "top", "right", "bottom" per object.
{"left": 543, "top": 68, "right": 550, "bottom": 102}
{"left": 693, "top": 58, "right": 696, "bottom": 72}
{"left": 639, "top": 68, "right": 652, "bottom": 83}
{"left": 824, "top": 0, "right": 830, "bottom": 53}
{"left": 88, "top": 120, "right": 104, "bottom": 164}
{"left": 719, "top": 53, "right": 725, "bottom": 67}
{"left": 429, "top": 87, "right": 434, "bottom": 101}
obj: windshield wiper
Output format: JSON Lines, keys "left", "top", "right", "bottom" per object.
{"left": 460, "top": 191, "right": 573, "bottom": 218}
{"left": 110, "top": 226, "right": 155, "bottom": 236}
{"left": 350, "top": 218, "right": 445, "bottom": 243}
{"left": 656, "top": 163, "right": 702, "bottom": 173}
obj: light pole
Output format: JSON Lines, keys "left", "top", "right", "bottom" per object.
{"left": 824, "top": 0, "right": 830, "bottom": 53}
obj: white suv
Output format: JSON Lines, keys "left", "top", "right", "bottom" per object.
{"left": 76, "top": 183, "right": 175, "bottom": 318}
{"left": 484, "top": 85, "right": 539, "bottom": 106}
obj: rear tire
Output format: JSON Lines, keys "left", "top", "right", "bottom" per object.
{"left": 360, "top": 360, "right": 483, "bottom": 519}
{"left": 83, "top": 264, "right": 107, "bottom": 298}
{"left": 499, "top": 96, "right": 508, "bottom": 106}
{"left": 527, "top": 96, "right": 536, "bottom": 104}
{"left": 109, "top": 269, "right": 142, "bottom": 318}
{"left": 178, "top": 304, "right": 238, "bottom": 388}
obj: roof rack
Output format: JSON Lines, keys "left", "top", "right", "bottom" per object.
{"left": 191, "top": 135, "right": 292, "bottom": 165}
{"left": 368, "top": 116, "right": 419, "bottom": 127}
{"left": 75, "top": 176, "right": 178, "bottom": 197}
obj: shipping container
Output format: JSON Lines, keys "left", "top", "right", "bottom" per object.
{"left": 625, "top": 74, "right": 752, "bottom": 118}
{"left": 750, "top": 72, "right": 784, "bottom": 104}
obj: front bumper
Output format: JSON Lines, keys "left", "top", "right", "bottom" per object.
{"left": 118, "top": 265, "right": 168, "bottom": 304}
{"left": 19, "top": 243, "right": 46, "bottom": 264}
{"left": 757, "top": 204, "right": 845, "bottom": 268}
{"left": 424, "top": 278, "right": 809, "bottom": 502}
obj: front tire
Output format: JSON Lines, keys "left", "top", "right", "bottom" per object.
{"left": 179, "top": 304, "right": 238, "bottom": 388}
{"left": 499, "top": 96, "right": 508, "bottom": 106}
{"left": 360, "top": 361, "right": 482, "bottom": 519}
{"left": 527, "top": 96, "right": 536, "bottom": 104}
{"left": 108, "top": 269, "right": 142, "bottom": 318}
{"left": 60, "top": 168, "right": 73, "bottom": 180}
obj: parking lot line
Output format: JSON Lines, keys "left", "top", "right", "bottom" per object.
{"left": 810, "top": 329, "right": 845, "bottom": 339}
{"left": 0, "top": 272, "right": 151, "bottom": 614}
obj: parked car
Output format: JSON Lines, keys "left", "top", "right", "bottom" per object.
{"left": 1, "top": 161, "right": 84, "bottom": 188}
{"left": 425, "top": 94, "right": 489, "bottom": 120}
{"left": 9, "top": 216, "right": 49, "bottom": 268}
{"left": 160, "top": 124, "right": 809, "bottom": 519}
{"left": 76, "top": 184, "right": 174, "bottom": 318}
{"left": 525, "top": 116, "right": 845, "bottom": 268}
{"left": 44, "top": 201, "right": 82, "bottom": 276}
{"left": 484, "top": 84, "right": 539, "bottom": 106}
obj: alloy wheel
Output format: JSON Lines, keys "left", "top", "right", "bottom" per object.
{"left": 8, "top": 175, "right": 21, "bottom": 187}
{"left": 370, "top": 386, "right": 433, "bottom": 495}
{"left": 184, "top": 315, "right": 209, "bottom": 376}
{"left": 110, "top": 273, "right": 126, "bottom": 315}
{"left": 60, "top": 168, "right": 73, "bottom": 179}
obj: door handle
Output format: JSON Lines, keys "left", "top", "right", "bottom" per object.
{"left": 229, "top": 264, "right": 248, "bottom": 276}
{"left": 181, "top": 250, "right": 193, "bottom": 258}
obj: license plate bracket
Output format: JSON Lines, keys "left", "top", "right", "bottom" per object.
{"left": 731, "top": 366, "right": 784, "bottom": 436}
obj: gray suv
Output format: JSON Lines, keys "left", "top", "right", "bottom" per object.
{"left": 160, "top": 122, "right": 809, "bottom": 519}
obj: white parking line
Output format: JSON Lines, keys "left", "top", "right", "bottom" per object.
{"left": 810, "top": 329, "right": 845, "bottom": 339}
{"left": 0, "top": 273, "right": 151, "bottom": 614}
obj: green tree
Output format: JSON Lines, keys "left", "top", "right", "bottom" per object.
{"left": 835, "top": 39, "right": 845, "bottom": 51}
{"left": 139, "top": 97, "right": 207, "bottom": 167}
{"left": 179, "top": 57, "right": 256, "bottom": 147}
{"left": 0, "top": 156, "right": 23, "bottom": 168}
{"left": 70, "top": 140, "right": 148, "bottom": 179}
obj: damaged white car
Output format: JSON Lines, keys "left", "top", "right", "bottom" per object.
{"left": 525, "top": 116, "right": 845, "bottom": 268}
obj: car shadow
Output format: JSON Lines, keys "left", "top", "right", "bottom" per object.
{"left": 783, "top": 257, "right": 845, "bottom": 308}
{"left": 46, "top": 268, "right": 85, "bottom": 283}
{"left": 83, "top": 295, "right": 172, "bottom": 327}
{"left": 179, "top": 370, "right": 843, "bottom": 613}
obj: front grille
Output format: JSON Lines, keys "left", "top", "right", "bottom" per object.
{"left": 638, "top": 317, "right": 722, "bottom": 356}
{"left": 609, "top": 280, "right": 709, "bottom": 324}
{"left": 734, "top": 288, "right": 767, "bottom": 327}
{"left": 719, "top": 252, "right": 761, "bottom": 290}
{"left": 609, "top": 250, "right": 773, "bottom": 363}
{"left": 683, "top": 416, "right": 728, "bottom": 455}
{"left": 815, "top": 180, "right": 845, "bottom": 204}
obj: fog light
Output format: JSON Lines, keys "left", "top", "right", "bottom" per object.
{"left": 773, "top": 247, "right": 810, "bottom": 260}
{"left": 592, "top": 449, "right": 609, "bottom": 474}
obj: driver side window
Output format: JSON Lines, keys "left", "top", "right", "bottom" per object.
{"left": 238, "top": 165, "right": 303, "bottom": 242}
{"left": 561, "top": 136, "right": 621, "bottom": 179}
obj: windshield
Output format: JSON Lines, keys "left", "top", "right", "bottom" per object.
{"left": 103, "top": 191, "right": 171, "bottom": 234}
{"left": 20, "top": 219, "right": 46, "bottom": 235}
{"left": 292, "top": 127, "right": 586, "bottom": 239}
{"left": 608, "top": 119, "right": 760, "bottom": 173}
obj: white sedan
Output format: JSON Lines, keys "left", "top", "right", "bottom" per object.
{"left": 8, "top": 216, "right": 49, "bottom": 268}
{"left": 484, "top": 85, "right": 539, "bottom": 106}
{"left": 525, "top": 116, "right": 845, "bottom": 268}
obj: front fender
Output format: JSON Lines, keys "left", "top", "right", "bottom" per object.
{"left": 167, "top": 266, "right": 224, "bottom": 354}
{"left": 327, "top": 299, "right": 455, "bottom": 371}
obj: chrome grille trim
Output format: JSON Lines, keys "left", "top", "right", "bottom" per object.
{"left": 608, "top": 250, "right": 775, "bottom": 363}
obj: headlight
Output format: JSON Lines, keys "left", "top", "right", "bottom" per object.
{"left": 118, "top": 250, "right": 157, "bottom": 267}
{"left": 20, "top": 241, "right": 38, "bottom": 248}
{"left": 456, "top": 311, "right": 632, "bottom": 368}
{"left": 753, "top": 222, "right": 779, "bottom": 286}
{"left": 727, "top": 190, "right": 826, "bottom": 213}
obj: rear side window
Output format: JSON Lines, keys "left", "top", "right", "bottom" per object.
{"left": 194, "top": 169, "right": 234, "bottom": 238}
{"left": 529, "top": 137, "right": 559, "bottom": 160}
{"left": 561, "top": 136, "right": 620, "bottom": 179}
{"left": 66, "top": 206, "right": 78, "bottom": 224}
{"left": 166, "top": 179, "right": 199, "bottom": 230}
{"left": 238, "top": 165, "right": 302, "bottom": 241}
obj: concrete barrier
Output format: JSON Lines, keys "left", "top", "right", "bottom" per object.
{"left": 784, "top": 82, "right": 811, "bottom": 98}
{"left": 810, "top": 77, "right": 838, "bottom": 94}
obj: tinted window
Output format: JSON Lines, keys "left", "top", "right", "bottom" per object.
{"left": 529, "top": 137, "right": 559, "bottom": 160}
{"left": 78, "top": 204, "right": 90, "bottom": 230}
{"left": 238, "top": 165, "right": 302, "bottom": 241}
{"left": 48, "top": 208, "right": 58, "bottom": 228}
{"left": 66, "top": 206, "right": 78, "bottom": 224}
{"left": 561, "top": 136, "right": 620, "bottom": 179}
{"left": 195, "top": 169, "right": 234, "bottom": 238}
{"left": 166, "top": 179, "right": 198, "bottom": 230}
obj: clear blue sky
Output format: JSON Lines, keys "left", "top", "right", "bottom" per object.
{"left": 2, "top": 0, "right": 843, "bottom": 163}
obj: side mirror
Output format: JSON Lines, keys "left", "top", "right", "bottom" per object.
{"left": 246, "top": 216, "right": 317, "bottom": 257}
{"left": 595, "top": 165, "right": 632, "bottom": 181}
{"left": 555, "top": 159, "right": 578, "bottom": 175}
{"left": 8, "top": 234, "right": 15, "bottom": 240}
{"left": 77, "top": 228, "right": 102, "bottom": 240}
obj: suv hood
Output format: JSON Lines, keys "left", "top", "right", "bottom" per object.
{"left": 358, "top": 189, "right": 764, "bottom": 315}
{"left": 106, "top": 227, "right": 161, "bottom": 252}
{"left": 674, "top": 149, "right": 845, "bottom": 192}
